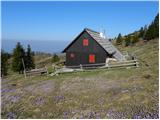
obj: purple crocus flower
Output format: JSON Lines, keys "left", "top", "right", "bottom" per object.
{"left": 9, "top": 95, "right": 21, "bottom": 103}
{"left": 6, "top": 112, "right": 17, "bottom": 119}
{"left": 33, "top": 97, "right": 45, "bottom": 106}
{"left": 53, "top": 95, "right": 65, "bottom": 103}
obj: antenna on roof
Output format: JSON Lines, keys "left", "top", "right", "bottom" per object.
{"left": 100, "top": 27, "right": 106, "bottom": 39}
{"left": 103, "top": 29, "right": 106, "bottom": 39}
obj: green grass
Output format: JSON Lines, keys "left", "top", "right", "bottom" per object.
{"left": 1, "top": 38, "right": 159, "bottom": 119}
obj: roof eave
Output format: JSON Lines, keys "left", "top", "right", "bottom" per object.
{"left": 61, "top": 29, "right": 86, "bottom": 53}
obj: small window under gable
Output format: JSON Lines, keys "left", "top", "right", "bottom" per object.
{"left": 89, "top": 54, "right": 95, "bottom": 63}
{"left": 83, "top": 39, "right": 89, "bottom": 46}
{"left": 70, "top": 53, "right": 74, "bottom": 58}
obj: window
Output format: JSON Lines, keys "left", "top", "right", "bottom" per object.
{"left": 83, "top": 39, "right": 89, "bottom": 46}
{"left": 70, "top": 53, "right": 74, "bottom": 58}
{"left": 89, "top": 54, "right": 95, "bottom": 63}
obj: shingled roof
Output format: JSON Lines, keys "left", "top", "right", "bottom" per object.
{"left": 63, "top": 28, "right": 125, "bottom": 61}
{"left": 85, "top": 28, "right": 125, "bottom": 61}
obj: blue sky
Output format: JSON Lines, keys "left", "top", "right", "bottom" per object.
{"left": 1, "top": 1, "right": 159, "bottom": 53}
{"left": 2, "top": 1, "right": 159, "bottom": 40}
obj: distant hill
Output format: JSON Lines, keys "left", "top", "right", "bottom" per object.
{"left": 115, "top": 13, "right": 159, "bottom": 46}
{"left": 2, "top": 39, "right": 70, "bottom": 54}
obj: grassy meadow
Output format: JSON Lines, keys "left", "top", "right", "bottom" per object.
{"left": 1, "top": 39, "right": 159, "bottom": 119}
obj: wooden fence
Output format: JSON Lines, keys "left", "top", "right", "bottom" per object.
{"left": 65, "top": 59, "right": 139, "bottom": 70}
{"left": 25, "top": 67, "right": 48, "bottom": 76}
{"left": 50, "top": 59, "right": 139, "bottom": 75}
{"left": 25, "top": 60, "right": 139, "bottom": 77}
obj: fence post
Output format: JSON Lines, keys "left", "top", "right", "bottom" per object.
{"left": 135, "top": 60, "right": 139, "bottom": 67}
{"left": 45, "top": 66, "right": 49, "bottom": 75}
{"left": 22, "top": 58, "right": 26, "bottom": 78}
{"left": 52, "top": 64, "right": 55, "bottom": 71}
{"left": 80, "top": 64, "right": 83, "bottom": 70}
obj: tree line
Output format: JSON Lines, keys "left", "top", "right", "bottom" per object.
{"left": 12, "top": 42, "right": 35, "bottom": 74}
{"left": 116, "top": 13, "right": 159, "bottom": 46}
{"left": 1, "top": 50, "right": 11, "bottom": 76}
{"left": 1, "top": 42, "right": 60, "bottom": 77}
{"left": 1, "top": 42, "right": 35, "bottom": 76}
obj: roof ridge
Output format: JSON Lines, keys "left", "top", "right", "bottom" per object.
{"left": 84, "top": 28, "right": 100, "bottom": 34}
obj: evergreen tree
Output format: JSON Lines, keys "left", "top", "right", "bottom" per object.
{"left": 143, "top": 25, "right": 148, "bottom": 39}
{"left": 132, "top": 33, "right": 139, "bottom": 44}
{"left": 116, "top": 33, "right": 123, "bottom": 45}
{"left": 25, "top": 45, "right": 35, "bottom": 70}
{"left": 139, "top": 27, "right": 144, "bottom": 38}
{"left": 144, "top": 13, "right": 159, "bottom": 40}
{"left": 144, "top": 22, "right": 155, "bottom": 40}
{"left": 154, "top": 13, "right": 159, "bottom": 37}
{"left": 124, "top": 35, "right": 131, "bottom": 46}
{"left": 1, "top": 50, "right": 10, "bottom": 76}
{"left": 52, "top": 54, "right": 60, "bottom": 63}
{"left": 12, "top": 42, "right": 25, "bottom": 74}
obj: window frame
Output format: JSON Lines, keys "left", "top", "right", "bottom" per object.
{"left": 89, "top": 54, "right": 95, "bottom": 63}
{"left": 83, "top": 39, "right": 89, "bottom": 46}
{"left": 70, "top": 53, "right": 75, "bottom": 58}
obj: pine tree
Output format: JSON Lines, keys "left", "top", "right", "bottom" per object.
{"left": 52, "top": 54, "right": 60, "bottom": 63}
{"left": 143, "top": 25, "right": 148, "bottom": 39}
{"left": 139, "top": 27, "right": 144, "bottom": 38}
{"left": 124, "top": 35, "right": 131, "bottom": 46}
{"left": 116, "top": 33, "right": 123, "bottom": 45}
{"left": 154, "top": 13, "right": 159, "bottom": 37}
{"left": 144, "top": 13, "right": 159, "bottom": 40}
{"left": 1, "top": 50, "right": 10, "bottom": 76}
{"left": 12, "top": 42, "right": 25, "bottom": 74}
{"left": 25, "top": 45, "right": 35, "bottom": 70}
{"left": 145, "top": 22, "right": 155, "bottom": 40}
{"left": 132, "top": 33, "right": 139, "bottom": 44}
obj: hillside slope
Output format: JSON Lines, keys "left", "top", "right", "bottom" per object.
{"left": 1, "top": 38, "right": 159, "bottom": 119}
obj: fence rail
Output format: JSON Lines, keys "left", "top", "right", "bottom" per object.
{"left": 65, "top": 59, "right": 139, "bottom": 69}
{"left": 50, "top": 59, "right": 139, "bottom": 76}
{"left": 26, "top": 67, "right": 48, "bottom": 76}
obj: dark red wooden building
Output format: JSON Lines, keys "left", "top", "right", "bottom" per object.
{"left": 62, "top": 28, "right": 125, "bottom": 67}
